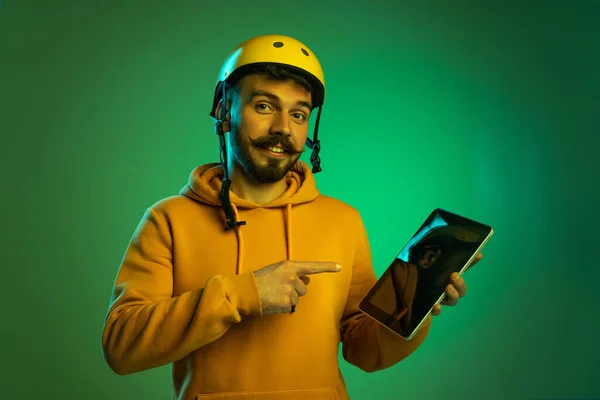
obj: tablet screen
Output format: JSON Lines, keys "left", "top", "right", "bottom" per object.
{"left": 360, "top": 209, "right": 492, "bottom": 338}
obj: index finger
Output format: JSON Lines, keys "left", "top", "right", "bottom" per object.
{"left": 294, "top": 261, "right": 342, "bottom": 276}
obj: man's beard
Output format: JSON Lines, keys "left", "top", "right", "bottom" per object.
{"left": 228, "top": 128, "right": 303, "bottom": 184}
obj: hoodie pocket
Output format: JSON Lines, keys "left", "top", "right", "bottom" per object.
{"left": 196, "top": 386, "right": 340, "bottom": 399}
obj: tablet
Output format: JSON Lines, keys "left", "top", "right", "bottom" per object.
{"left": 358, "top": 208, "right": 494, "bottom": 340}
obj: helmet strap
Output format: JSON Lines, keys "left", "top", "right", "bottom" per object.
{"left": 215, "top": 83, "right": 246, "bottom": 230}
{"left": 306, "top": 105, "right": 323, "bottom": 173}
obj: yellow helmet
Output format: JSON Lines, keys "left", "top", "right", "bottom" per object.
{"left": 209, "top": 34, "right": 325, "bottom": 119}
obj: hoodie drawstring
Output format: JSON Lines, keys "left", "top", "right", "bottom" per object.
{"left": 231, "top": 203, "right": 244, "bottom": 276}
{"left": 230, "top": 203, "right": 293, "bottom": 275}
{"left": 285, "top": 203, "right": 293, "bottom": 261}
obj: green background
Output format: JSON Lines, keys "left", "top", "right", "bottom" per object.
{"left": 2, "top": 1, "right": 598, "bottom": 399}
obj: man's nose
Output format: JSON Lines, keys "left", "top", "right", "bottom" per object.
{"left": 270, "top": 112, "right": 292, "bottom": 137}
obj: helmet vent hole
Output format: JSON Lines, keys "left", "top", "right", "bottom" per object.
{"left": 301, "top": 48, "right": 309, "bottom": 56}
{"left": 273, "top": 41, "right": 284, "bottom": 48}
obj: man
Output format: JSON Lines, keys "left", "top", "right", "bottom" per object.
{"left": 101, "top": 34, "right": 480, "bottom": 400}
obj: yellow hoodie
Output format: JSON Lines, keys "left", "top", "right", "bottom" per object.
{"left": 101, "top": 160, "right": 432, "bottom": 400}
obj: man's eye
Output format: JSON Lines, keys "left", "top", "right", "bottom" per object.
{"left": 293, "top": 113, "right": 306, "bottom": 121}
{"left": 256, "top": 103, "right": 271, "bottom": 112}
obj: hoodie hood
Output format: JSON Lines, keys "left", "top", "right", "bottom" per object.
{"left": 179, "top": 159, "right": 320, "bottom": 276}
{"left": 180, "top": 159, "right": 319, "bottom": 209}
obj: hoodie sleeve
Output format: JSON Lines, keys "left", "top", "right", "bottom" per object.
{"left": 101, "top": 207, "right": 262, "bottom": 375}
{"left": 339, "top": 212, "right": 432, "bottom": 373}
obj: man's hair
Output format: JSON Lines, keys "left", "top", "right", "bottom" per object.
{"left": 224, "top": 63, "right": 314, "bottom": 104}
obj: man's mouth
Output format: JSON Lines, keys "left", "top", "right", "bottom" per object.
{"left": 263, "top": 146, "right": 285, "bottom": 154}
{"left": 259, "top": 145, "right": 287, "bottom": 158}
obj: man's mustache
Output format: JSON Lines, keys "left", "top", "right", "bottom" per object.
{"left": 250, "top": 136, "right": 305, "bottom": 155}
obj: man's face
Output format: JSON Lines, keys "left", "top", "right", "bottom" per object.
{"left": 224, "top": 73, "right": 312, "bottom": 184}
{"left": 416, "top": 246, "right": 442, "bottom": 269}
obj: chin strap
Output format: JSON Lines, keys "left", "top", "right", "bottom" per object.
{"left": 217, "top": 128, "right": 247, "bottom": 230}
{"left": 215, "top": 85, "right": 247, "bottom": 230}
{"left": 305, "top": 105, "right": 323, "bottom": 173}
{"left": 220, "top": 177, "right": 246, "bottom": 229}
